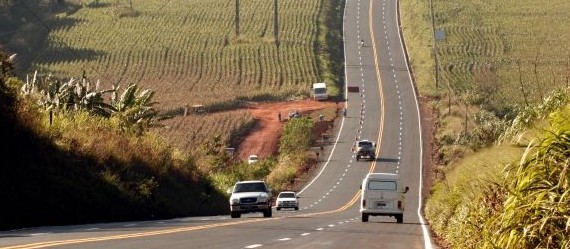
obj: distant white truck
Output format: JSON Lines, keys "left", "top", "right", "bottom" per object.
{"left": 312, "top": 82, "right": 327, "bottom": 100}
{"left": 360, "top": 173, "right": 409, "bottom": 223}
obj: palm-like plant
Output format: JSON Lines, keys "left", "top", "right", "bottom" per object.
{"left": 21, "top": 71, "right": 115, "bottom": 116}
{"left": 20, "top": 72, "right": 169, "bottom": 135}
{"left": 111, "top": 83, "right": 165, "bottom": 135}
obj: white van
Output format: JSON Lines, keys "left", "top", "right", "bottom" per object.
{"left": 359, "top": 173, "right": 409, "bottom": 223}
{"left": 312, "top": 82, "right": 327, "bottom": 100}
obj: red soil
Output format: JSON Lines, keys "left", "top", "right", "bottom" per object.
{"left": 236, "top": 99, "right": 339, "bottom": 160}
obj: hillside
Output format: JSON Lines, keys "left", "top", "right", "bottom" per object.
{"left": 1, "top": 0, "right": 345, "bottom": 160}
{"left": 0, "top": 0, "right": 345, "bottom": 231}
{"left": 0, "top": 49, "right": 231, "bottom": 231}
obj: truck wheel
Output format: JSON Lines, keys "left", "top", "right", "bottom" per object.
{"left": 356, "top": 155, "right": 360, "bottom": 161}
{"left": 230, "top": 211, "right": 241, "bottom": 218}
{"left": 396, "top": 214, "right": 403, "bottom": 223}
{"left": 361, "top": 213, "right": 369, "bottom": 222}
{"left": 294, "top": 206, "right": 299, "bottom": 211}
{"left": 263, "top": 207, "right": 272, "bottom": 217}
{"left": 276, "top": 207, "right": 281, "bottom": 211}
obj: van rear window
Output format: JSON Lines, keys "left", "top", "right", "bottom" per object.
{"left": 368, "top": 180, "right": 397, "bottom": 190}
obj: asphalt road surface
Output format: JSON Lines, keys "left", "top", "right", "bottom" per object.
{"left": 0, "top": 0, "right": 437, "bottom": 248}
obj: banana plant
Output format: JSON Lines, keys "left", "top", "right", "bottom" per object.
{"left": 20, "top": 71, "right": 171, "bottom": 135}
{"left": 110, "top": 83, "right": 166, "bottom": 135}
{"left": 21, "top": 71, "right": 115, "bottom": 116}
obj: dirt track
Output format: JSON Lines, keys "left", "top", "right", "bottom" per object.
{"left": 236, "top": 99, "right": 339, "bottom": 160}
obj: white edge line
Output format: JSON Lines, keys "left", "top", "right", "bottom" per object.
{"left": 299, "top": 0, "right": 349, "bottom": 196}
{"left": 394, "top": 0, "right": 433, "bottom": 248}
{"left": 244, "top": 244, "right": 263, "bottom": 249}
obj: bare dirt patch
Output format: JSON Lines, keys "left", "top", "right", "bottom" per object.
{"left": 235, "top": 99, "right": 340, "bottom": 161}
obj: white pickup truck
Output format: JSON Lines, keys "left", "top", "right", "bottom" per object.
{"left": 229, "top": 180, "right": 273, "bottom": 218}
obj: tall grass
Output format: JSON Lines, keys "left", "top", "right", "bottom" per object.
{"left": 0, "top": 75, "right": 228, "bottom": 230}
{"left": 425, "top": 95, "right": 570, "bottom": 248}
{"left": 268, "top": 116, "right": 315, "bottom": 191}
{"left": 402, "top": 1, "right": 570, "bottom": 245}
{"left": 482, "top": 107, "right": 570, "bottom": 249}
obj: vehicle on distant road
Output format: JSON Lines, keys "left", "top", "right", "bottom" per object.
{"left": 288, "top": 110, "right": 301, "bottom": 119}
{"left": 229, "top": 180, "right": 273, "bottom": 218}
{"left": 355, "top": 139, "right": 376, "bottom": 161}
{"left": 275, "top": 191, "right": 299, "bottom": 211}
{"left": 248, "top": 155, "right": 259, "bottom": 164}
{"left": 359, "top": 173, "right": 409, "bottom": 223}
{"left": 311, "top": 82, "right": 328, "bottom": 100}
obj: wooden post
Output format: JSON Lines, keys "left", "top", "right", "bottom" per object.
{"left": 274, "top": 0, "right": 279, "bottom": 46}
{"left": 234, "top": 0, "right": 240, "bottom": 37}
{"left": 517, "top": 60, "right": 529, "bottom": 107}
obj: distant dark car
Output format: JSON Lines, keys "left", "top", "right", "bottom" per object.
{"left": 288, "top": 110, "right": 300, "bottom": 119}
{"left": 356, "top": 140, "right": 376, "bottom": 161}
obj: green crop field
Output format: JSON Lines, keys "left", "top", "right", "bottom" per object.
{"left": 38, "top": 0, "right": 325, "bottom": 108}
{"left": 403, "top": 0, "right": 570, "bottom": 112}
{"left": 26, "top": 0, "right": 341, "bottom": 154}
{"left": 401, "top": 0, "right": 570, "bottom": 164}
{"left": 437, "top": 0, "right": 570, "bottom": 107}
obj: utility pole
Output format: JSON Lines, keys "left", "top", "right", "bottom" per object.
{"left": 234, "top": 0, "right": 240, "bottom": 37}
{"left": 429, "top": 0, "right": 439, "bottom": 88}
{"left": 274, "top": 0, "right": 279, "bottom": 46}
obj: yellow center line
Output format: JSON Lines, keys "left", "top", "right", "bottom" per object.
{"left": 1, "top": 218, "right": 275, "bottom": 249}
{"left": 3, "top": 193, "right": 365, "bottom": 249}
{"left": 3, "top": 1, "right": 389, "bottom": 248}
{"left": 369, "top": 0, "right": 385, "bottom": 176}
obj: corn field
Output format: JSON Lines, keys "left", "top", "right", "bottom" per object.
{"left": 430, "top": 0, "right": 570, "bottom": 110}
{"left": 30, "top": 0, "right": 333, "bottom": 153}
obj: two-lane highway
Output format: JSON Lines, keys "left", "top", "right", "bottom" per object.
{"left": 0, "top": 0, "right": 436, "bottom": 248}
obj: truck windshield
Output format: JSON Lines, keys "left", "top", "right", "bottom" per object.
{"left": 278, "top": 192, "right": 295, "bottom": 198}
{"left": 234, "top": 183, "right": 267, "bottom": 193}
{"left": 358, "top": 142, "right": 372, "bottom": 147}
{"left": 368, "top": 180, "right": 397, "bottom": 191}
{"left": 314, "top": 88, "right": 326, "bottom": 94}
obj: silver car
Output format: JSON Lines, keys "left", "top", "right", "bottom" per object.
{"left": 275, "top": 191, "right": 299, "bottom": 211}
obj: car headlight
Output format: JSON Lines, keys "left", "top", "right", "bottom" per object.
{"left": 231, "top": 198, "right": 239, "bottom": 205}
{"left": 258, "top": 194, "right": 268, "bottom": 202}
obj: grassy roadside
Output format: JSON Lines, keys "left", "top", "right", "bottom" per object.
{"left": 400, "top": 0, "right": 570, "bottom": 247}
{"left": 400, "top": 0, "right": 437, "bottom": 96}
